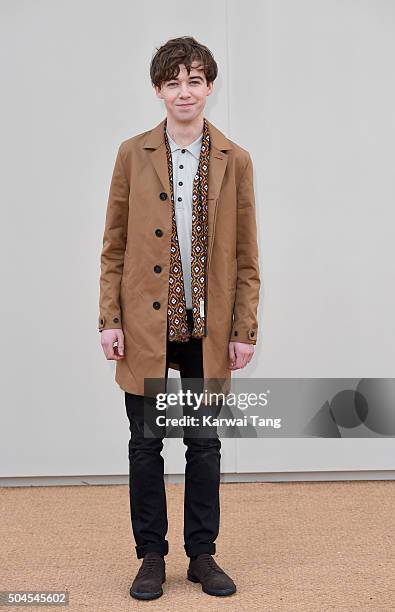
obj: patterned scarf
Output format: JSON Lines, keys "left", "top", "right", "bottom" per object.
{"left": 164, "top": 117, "right": 210, "bottom": 342}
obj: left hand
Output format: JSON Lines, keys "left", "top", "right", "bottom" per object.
{"left": 228, "top": 341, "right": 255, "bottom": 370}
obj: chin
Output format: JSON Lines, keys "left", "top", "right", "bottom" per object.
{"left": 174, "top": 111, "right": 196, "bottom": 121}
{"left": 182, "top": 108, "right": 202, "bottom": 118}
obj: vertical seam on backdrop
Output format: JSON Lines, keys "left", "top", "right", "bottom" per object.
{"left": 225, "top": 0, "right": 231, "bottom": 139}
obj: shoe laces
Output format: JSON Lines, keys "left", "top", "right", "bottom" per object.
{"left": 137, "top": 555, "right": 163, "bottom": 577}
{"left": 197, "top": 553, "right": 224, "bottom": 576}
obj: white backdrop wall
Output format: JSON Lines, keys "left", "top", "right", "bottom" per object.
{"left": 1, "top": 0, "right": 394, "bottom": 482}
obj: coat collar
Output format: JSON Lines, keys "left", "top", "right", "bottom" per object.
{"left": 143, "top": 116, "right": 233, "bottom": 152}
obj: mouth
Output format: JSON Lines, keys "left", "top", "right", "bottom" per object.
{"left": 177, "top": 103, "right": 195, "bottom": 107}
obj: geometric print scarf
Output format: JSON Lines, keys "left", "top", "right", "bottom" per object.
{"left": 163, "top": 117, "right": 210, "bottom": 342}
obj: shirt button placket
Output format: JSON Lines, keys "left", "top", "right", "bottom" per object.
{"left": 176, "top": 150, "right": 183, "bottom": 209}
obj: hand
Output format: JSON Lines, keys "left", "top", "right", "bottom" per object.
{"left": 100, "top": 329, "right": 125, "bottom": 360}
{"left": 228, "top": 341, "right": 255, "bottom": 370}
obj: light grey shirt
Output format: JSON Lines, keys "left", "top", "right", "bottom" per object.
{"left": 166, "top": 128, "right": 202, "bottom": 309}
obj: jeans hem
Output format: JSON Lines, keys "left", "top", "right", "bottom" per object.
{"left": 136, "top": 541, "right": 169, "bottom": 559}
{"left": 184, "top": 542, "right": 216, "bottom": 557}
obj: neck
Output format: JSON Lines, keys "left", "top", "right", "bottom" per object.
{"left": 166, "top": 114, "right": 204, "bottom": 147}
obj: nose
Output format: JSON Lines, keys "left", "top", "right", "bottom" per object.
{"left": 179, "top": 83, "right": 192, "bottom": 98}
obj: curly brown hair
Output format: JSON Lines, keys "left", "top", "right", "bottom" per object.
{"left": 150, "top": 36, "right": 218, "bottom": 89}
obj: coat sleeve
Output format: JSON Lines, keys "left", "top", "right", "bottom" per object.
{"left": 230, "top": 153, "right": 261, "bottom": 344}
{"left": 98, "top": 144, "right": 129, "bottom": 332}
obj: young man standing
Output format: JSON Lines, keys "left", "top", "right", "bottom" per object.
{"left": 99, "top": 36, "right": 260, "bottom": 600}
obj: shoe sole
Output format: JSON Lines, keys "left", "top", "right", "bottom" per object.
{"left": 187, "top": 572, "right": 236, "bottom": 596}
{"left": 130, "top": 588, "right": 163, "bottom": 600}
{"left": 130, "top": 576, "right": 166, "bottom": 600}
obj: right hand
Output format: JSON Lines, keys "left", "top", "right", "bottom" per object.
{"left": 100, "top": 328, "right": 125, "bottom": 360}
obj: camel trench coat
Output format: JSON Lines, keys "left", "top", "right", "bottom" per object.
{"left": 98, "top": 116, "right": 260, "bottom": 397}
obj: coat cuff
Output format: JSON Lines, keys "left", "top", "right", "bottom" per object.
{"left": 98, "top": 314, "right": 123, "bottom": 332}
{"left": 230, "top": 325, "right": 257, "bottom": 344}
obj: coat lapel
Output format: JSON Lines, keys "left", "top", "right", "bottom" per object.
{"left": 143, "top": 117, "right": 232, "bottom": 250}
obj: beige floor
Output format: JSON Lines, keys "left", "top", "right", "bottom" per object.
{"left": 0, "top": 481, "right": 394, "bottom": 611}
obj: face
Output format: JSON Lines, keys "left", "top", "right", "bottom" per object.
{"left": 154, "top": 62, "right": 213, "bottom": 122}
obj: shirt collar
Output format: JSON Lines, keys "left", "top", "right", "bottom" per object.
{"left": 166, "top": 128, "right": 203, "bottom": 160}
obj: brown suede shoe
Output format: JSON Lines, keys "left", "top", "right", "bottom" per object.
{"left": 129, "top": 552, "right": 166, "bottom": 600}
{"left": 187, "top": 553, "right": 237, "bottom": 596}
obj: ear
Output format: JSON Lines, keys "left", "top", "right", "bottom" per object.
{"left": 154, "top": 85, "right": 163, "bottom": 99}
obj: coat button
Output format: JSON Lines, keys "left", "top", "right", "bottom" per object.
{"left": 250, "top": 331, "right": 255, "bottom": 337}
{"left": 154, "top": 265, "right": 162, "bottom": 273}
{"left": 234, "top": 330, "right": 238, "bottom": 336}
{"left": 113, "top": 317, "right": 119, "bottom": 323}
{"left": 100, "top": 318, "right": 104, "bottom": 324}
{"left": 159, "top": 192, "right": 167, "bottom": 200}
{"left": 181, "top": 149, "right": 186, "bottom": 153}
{"left": 155, "top": 228, "right": 163, "bottom": 237}
{"left": 153, "top": 301, "right": 160, "bottom": 310}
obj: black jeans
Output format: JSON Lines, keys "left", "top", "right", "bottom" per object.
{"left": 125, "top": 309, "right": 222, "bottom": 559}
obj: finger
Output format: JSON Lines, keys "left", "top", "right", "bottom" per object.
{"left": 234, "top": 351, "right": 244, "bottom": 370}
{"left": 238, "top": 349, "right": 251, "bottom": 369}
{"left": 116, "top": 333, "right": 125, "bottom": 356}
{"left": 101, "top": 340, "right": 111, "bottom": 360}
{"left": 228, "top": 343, "right": 236, "bottom": 369}
{"left": 242, "top": 347, "right": 253, "bottom": 367}
{"left": 113, "top": 336, "right": 124, "bottom": 359}
{"left": 107, "top": 342, "right": 116, "bottom": 359}
{"left": 240, "top": 355, "right": 248, "bottom": 369}
{"left": 102, "top": 337, "right": 118, "bottom": 360}
{"left": 113, "top": 343, "right": 124, "bottom": 360}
